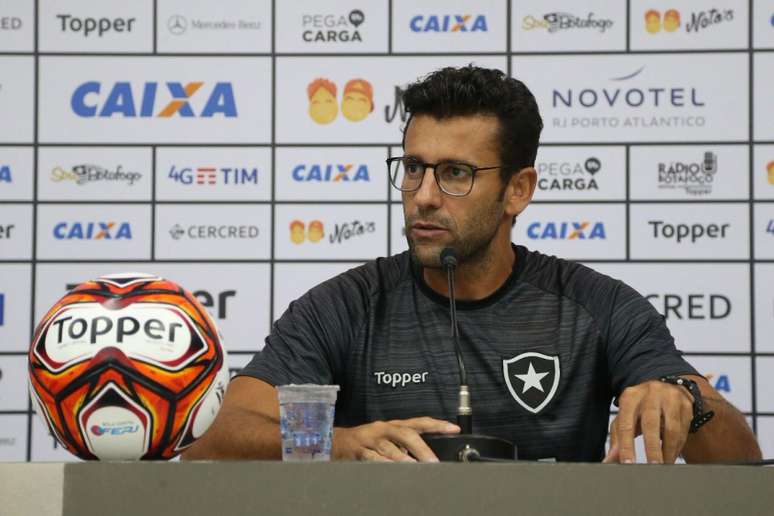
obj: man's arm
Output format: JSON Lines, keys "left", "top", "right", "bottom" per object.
{"left": 182, "top": 376, "right": 460, "bottom": 461}
{"left": 604, "top": 375, "right": 761, "bottom": 464}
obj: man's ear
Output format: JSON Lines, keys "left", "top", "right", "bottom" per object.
{"left": 505, "top": 167, "right": 537, "bottom": 218}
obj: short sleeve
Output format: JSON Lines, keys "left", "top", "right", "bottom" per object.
{"left": 605, "top": 281, "right": 699, "bottom": 399}
{"left": 237, "top": 269, "right": 370, "bottom": 387}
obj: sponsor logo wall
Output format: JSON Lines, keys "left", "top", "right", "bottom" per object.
{"left": 0, "top": 0, "right": 770, "bottom": 462}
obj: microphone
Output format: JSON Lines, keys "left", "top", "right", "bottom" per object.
{"left": 440, "top": 248, "right": 472, "bottom": 434}
{"left": 419, "top": 248, "right": 517, "bottom": 461}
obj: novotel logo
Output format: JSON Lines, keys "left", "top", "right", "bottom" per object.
{"left": 552, "top": 67, "right": 705, "bottom": 108}
{"left": 71, "top": 81, "right": 237, "bottom": 118}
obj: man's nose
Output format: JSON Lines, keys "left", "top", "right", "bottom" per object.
{"left": 412, "top": 168, "right": 442, "bottom": 209}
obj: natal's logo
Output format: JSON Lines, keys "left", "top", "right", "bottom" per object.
{"left": 409, "top": 15, "right": 487, "bottom": 32}
{"left": 646, "top": 8, "right": 733, "bottom": 34}
{"left": 503, "top": 352, "right": 560, "bottom": 414}
{"left": 290, "top": 220, "right": 324, "bottom": 244}
{"left": 307, "top": 78, "right": 374, "bottom": 124}
{"left": 645, "top": 9, "right": 680, "bottom": 33}
{"left": 292, "top": 163, "right": 370, "bottom": 182}
{"left": 53, "top": 222, "right": 132, "bottom": 240}
{"left": 71, "top": 81, "right": 237, "bottom": 118}
{"left": 767, "top": 161, "right": 774, "bottom": 185}
{"left": 527, "top": 221, "right": 606, "bottom": 240}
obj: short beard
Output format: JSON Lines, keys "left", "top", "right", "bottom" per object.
{"left": 406, "top": 197, "right": 505, "bottom": 270}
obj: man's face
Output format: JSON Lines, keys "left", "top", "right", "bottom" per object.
{"left": 402, "top": 114, "right": 508, "bottom": 268}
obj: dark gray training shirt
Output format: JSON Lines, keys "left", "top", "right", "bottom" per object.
{"left": 241, "top": 245, "right": 697, "bottom": 461}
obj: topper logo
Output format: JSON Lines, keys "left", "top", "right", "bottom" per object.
{"left": 71, "top": 81, "right": 238, "bottom": 118}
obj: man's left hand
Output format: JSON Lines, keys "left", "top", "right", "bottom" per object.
{"left": 603, "top": 379, "right": 694, "bottom": 464}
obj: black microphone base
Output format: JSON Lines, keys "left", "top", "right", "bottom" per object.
{"left": 422, "top": 433, "right": 516, "bottom": 462}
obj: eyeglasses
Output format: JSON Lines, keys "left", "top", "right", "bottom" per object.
{"left": 387, "top": 157, "right": 516, "bottom": 197}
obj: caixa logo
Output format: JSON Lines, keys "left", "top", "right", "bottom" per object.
{"left": 53, "top": 221, "right": 132, "bottom": 240}
{"left": 410, "top": 14, "right": 487, "bottom": 32}
{"left": 90, "top": 424, "right": 139, "bottom": 436}
{"left": 71, "top": 81, "right": 237, "bottom": 118}
{"left": 527, "top": 221, "right": 606, "bottom": 240}
{"left": 292, "top": 163, "right": 370, "bottom": 182}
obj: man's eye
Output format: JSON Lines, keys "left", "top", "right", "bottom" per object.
{"left": 406, "top": 163, "right": 422, "bottom": 174}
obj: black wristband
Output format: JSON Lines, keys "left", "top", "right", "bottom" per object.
{"left": 659, "top": 376, "right": 715, "bottom": 433}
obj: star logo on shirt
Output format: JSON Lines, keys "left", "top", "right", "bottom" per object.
{"left": 503, "top": 352, "right": 561, "bottom": 414}
{"left": 514, "top": 362, "right": 549, "bottom": 393}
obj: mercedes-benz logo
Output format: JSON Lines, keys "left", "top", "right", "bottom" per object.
{"left": 168, "top": 15, "right": 187, "bottom": 35}
{"left": 169, "top": 224, "right": 185, "bottom": 240}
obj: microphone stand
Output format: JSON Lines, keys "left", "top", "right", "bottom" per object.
{"left": 421, "top": 248, "right": 517, "bottom": 462}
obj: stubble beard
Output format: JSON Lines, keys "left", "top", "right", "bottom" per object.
{"left": 405, "top": 200, "right": 505, "bottom": 270}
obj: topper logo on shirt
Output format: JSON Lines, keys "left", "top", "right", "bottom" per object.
{"left": 374, "top": 371, "right": 429, "bottom": 388}
{"left": 503, "top": 352, "right": 560, "bottom": 414}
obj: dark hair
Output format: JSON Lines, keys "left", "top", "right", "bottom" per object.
{"left": 402, "top": 65, "right": 543, "bottom": 182}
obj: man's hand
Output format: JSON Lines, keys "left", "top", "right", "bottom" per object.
{"left": 603, "top": 379, "right": 694, "bottom": 464}
{"left": 333, "top": 417, "right": 460, "bottom": 463}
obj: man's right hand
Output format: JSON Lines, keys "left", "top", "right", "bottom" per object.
{"left": 332, "top": 417, "right": 460, "bottom": 463}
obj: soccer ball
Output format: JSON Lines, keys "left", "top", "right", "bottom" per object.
{"left": 28, "top": 273, "right": 229, "bottom": 460}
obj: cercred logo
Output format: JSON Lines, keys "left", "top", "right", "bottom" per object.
{"left": 53, "top": 221, "right": 132, "bottom": 240}
{"left": 302, "top": 9, "right": 365, "bottom": 43}
{"left": 71, "top": 81, "right": 237, "bottom": 118}
{"left": 169, "top": 224, "right": 259, "bottom": 240}
{"left": 292, "top": 163, "right": 370, "bottom": 182}
{"left": 409, "top": 15, "right": 488, "bottom": 32}
{"left": 527, "top": 221, "right": 606, "bottom": 240}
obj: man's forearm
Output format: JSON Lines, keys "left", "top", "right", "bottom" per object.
{"left": 682, "top": 395, "right": 762, "bottom": 463}
{"left": 181, "top": 408, "right": 282, "bottom": 460}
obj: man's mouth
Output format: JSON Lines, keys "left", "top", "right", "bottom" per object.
{"left": 410, "top": 221, "right": 448, "bottom": 239}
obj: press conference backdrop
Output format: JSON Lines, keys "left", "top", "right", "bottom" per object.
{"left": 1, "top": 0, "right": 773, "bottom": 462}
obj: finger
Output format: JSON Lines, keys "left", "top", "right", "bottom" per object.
{"left": 391, "top": 417, "right": 460, "bottom": 435}
{"left": 602, "top": 443, "right": 619, "bottom": 464}
{"left": 386, "top": 426, "right": 439, "bottom": 463}
{"left": 603, "top": 418, "right": 619, "bottom": 463}
{"left": 615, "top": 400, "right": 639, "bottom": 464}
{"left": 361, "top": 448, "right": 392, "bottom": 463}
{"left": 641, "top": 404, "right": 664, "bottom": 464}
{"left": 661, "top": 404, "right": 688, "bottom": 464}
{"left": 374, "top": 438, "right": 417, "bottom": 463}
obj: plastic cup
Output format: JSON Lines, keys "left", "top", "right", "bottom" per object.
{"left": 277, "top": 384, "right": 339, "bottom": 462}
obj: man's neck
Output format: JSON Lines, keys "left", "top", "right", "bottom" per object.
{"left": 422, "top": 239, "right": 516, "bottom": 301}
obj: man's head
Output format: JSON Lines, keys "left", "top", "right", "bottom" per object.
{"left": 399, "top": 65, "right": 542, "bottom": 268}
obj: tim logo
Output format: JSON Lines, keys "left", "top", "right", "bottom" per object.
{"left": 53, "top": 222, "right": 132, "bottom": 240}
{"left": 71, "top": 81, "right": 237, "bottom": 118}
{"left": 527, "top": 221, "right": 606, "bottom": 240}
{"left": 290, "top": 220, "right": 324, "bottom": 244}
{"left": 409, "top": 15, "right": 488, "bottom": 32}
{"left": 167, "top": 165, "right": 259, "bottom": 186}
{"left": 292, "top": 163, "right": 370, "bottom": 182}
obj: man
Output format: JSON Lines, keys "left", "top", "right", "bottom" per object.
{"left": 184, "top": 66, "right": 761, "bottom": 463}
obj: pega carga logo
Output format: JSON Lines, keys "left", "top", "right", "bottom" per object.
{"left": 71, "top": 81, "right": 237, "bottom": 118}
{"left": 53, "top": 222, "right": 132, "bottom": 240}
{"left": 292, "top": 163, "right": 370, "bottom": 182}
{"left": 527, "top": 221, "right": 606, "bottom": 240}
{"left": 409, "top": 14, "right": 487, "bottom": 32}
